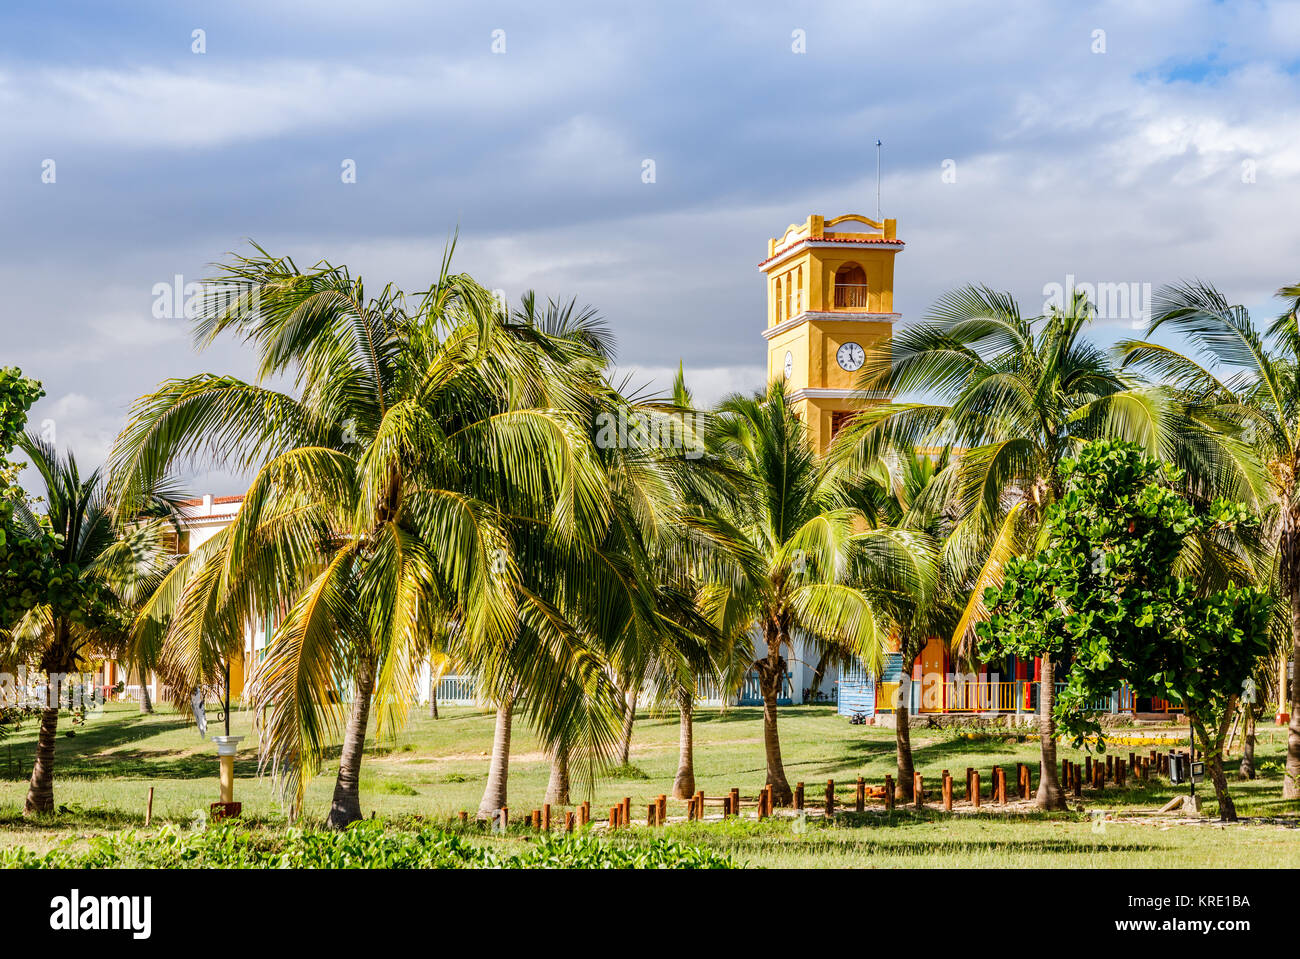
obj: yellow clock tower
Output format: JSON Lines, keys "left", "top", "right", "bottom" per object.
{"left": 760, "top": 213, "right": 903, "bottom": 453}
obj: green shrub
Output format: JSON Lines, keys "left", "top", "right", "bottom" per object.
{"left": 605, "top": 763, "right": 651, "bottom": 780}
{"left": 0, "top": 819, "right": 736, "bottom": 870}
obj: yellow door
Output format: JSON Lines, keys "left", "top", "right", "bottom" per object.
{"left": 919, "top": 637, "right": 946, "bottom": 713}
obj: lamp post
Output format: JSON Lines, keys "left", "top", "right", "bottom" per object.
{"left": 211, "top": 657, "right": 243, "bottom": 818}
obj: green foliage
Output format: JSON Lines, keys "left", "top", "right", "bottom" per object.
{"left": 604, "top": 762, "right": 651, "bottom": 780}
{"left": 0, "top": 819, "right": 735, "bottom": 869}
{"left": 977, "top": 440, "right": 1271, "bottom": 745}
{"left": 0, "top": 368, "right": 71, "bottom": 631}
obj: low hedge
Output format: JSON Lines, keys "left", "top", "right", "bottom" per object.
{"left": 0, "top": 819, "right": 736, "bottom": 869}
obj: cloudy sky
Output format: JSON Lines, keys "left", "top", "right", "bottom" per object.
{"left": 3, "top": 0, "right": 1299, "bottom": 494}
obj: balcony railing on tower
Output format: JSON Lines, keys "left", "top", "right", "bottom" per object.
{"left": 833, "top": 283, "right": 869, "bottom": 309}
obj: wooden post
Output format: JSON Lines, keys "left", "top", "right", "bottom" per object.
{"left": 942, "top": 772, "right": 953, "bottom": 811}
{"left": 146, "top": 787, "right": 154, "bottom": 827}
{"left": 609, "top": 807, "right": 619, "bottom": 829}
{"left": 500, "top": 806, "right": 509, "bottom": 830}
{"left": 965, "top": 767, "right": 974, "bottom": 800}
{"left": 696, "top": 791, "right": 705, "bottom": 820}
{"left": 648, "top": 804, "right": 657, "bottom": 827}
{"left": 1084, "top": 755, "right": 1092, "bottom": 782}
{"left": 533, "top": 809, "right": 542, "bottom": 830}
{"left": 884, "top": 775, "right": 894, "bottom": 811}
{"left": 825, "top": 779, "right": 835, "bottom": 818}
{"left": 542, "top": 803, "right": 551, "bottom": 831}
{"left": 657, "top": 794, "right": 667, "bottom": 824}
{"left": 856, "top": 777, "right": 865, "bottom": 813}
{"left": 580, "top": 801, "right": 590, "bottom": 826}
{"left": 972, "top": 771, "right": 981, "bottom": 808}
{"left": 730, "top": 788, "right": 740, "bottom": 818}
{"left": 565, "top": 811, "right": 575, "bottom": 833}
{"left": 795, "top": 781, "right": 804, "bottom": 810}
{"left": 1072, "top": 770, "right": 1082, "bottom": 798}
{"left": 1106, "top": 755, "right": 1114, "bottom": 780}
{"left": 622, "top": 796, "right": 632, "bottom": 825}
{"left": 458, "top": 810, "right": 468, "bottom": 825}
{"left": 913, "top": 773, "right": 923, "bottom": 810}
{"left": 997, "top": 767, "right": 1007, "bottom": 804}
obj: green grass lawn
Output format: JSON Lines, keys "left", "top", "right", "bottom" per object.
{"left": 1, "top": 701, "right": 1297, "bottom": 867}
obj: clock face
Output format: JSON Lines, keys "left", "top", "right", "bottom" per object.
{"left": 783, "top": 351, "right": 793, "bottom": 379}
{"left": 837, "top": 341, "right": 865, "bottom": 372}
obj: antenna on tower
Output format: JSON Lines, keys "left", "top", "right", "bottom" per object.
{"left": 875, "top": 139, "right": 882, "bottom": 222}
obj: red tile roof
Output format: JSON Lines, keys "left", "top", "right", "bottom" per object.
{"left": 177, "top": 495, "right": 245, "bottom": 507}
{"left": 759, "top": 236, "right": 906, "bottom": 268}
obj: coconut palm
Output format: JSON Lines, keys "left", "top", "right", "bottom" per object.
{"left": 837, "top": 285, "right": 1255, "bottom": 809}
{"left": 6, "top": 436, "right": 171, "bottom": 814}
{"left": 829, "top": 443, "right": 959, "bottom": 800}
{"left": 698, "top": 379, "right": 933, "bottom": 805}
{"left": 112, "top": 248, "right": 626, "bottom": 827}
{"left": 465, "top": 296, "right": 716, "bottom": 819}
{"left": 1118, "top": 279, "right": 1298, "bottom": 797}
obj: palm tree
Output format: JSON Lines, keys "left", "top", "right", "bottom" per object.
{"left": 1118, "top": 279, "right": 1298, "bottom": 797}
{"left": 698, "top": 379, "right": 932, "bottom": 804}
{"left": 465, "top": 295, "right": 714, "bottom": 821}
{"left": 830, "top": 444, "right": 958, "bottom": 800}
{"left": 838, "top": 285, "right": 1254, "bottom": 809}
{"left": 6, "top": 436, "right": 170, "bottom": 815}
{"left": 112, "top": 249, "right": 625, "bottom": 827}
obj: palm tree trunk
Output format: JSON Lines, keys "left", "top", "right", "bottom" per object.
{"left": 23, "top": 705, "right": 59, "bottom": 815}
{"left": 476, "top": 692, "right": 515, "bottom": 820}
{"left": 1035, "top": 655, "right": 1066, "bottom": 810}
{"left": 1239, "top": 709, "right": 1256, "bottom": 780}
{"left": 895, "top": 681, "right": 915, "bottom": 800}
{"left": 616, "top": 684, "right": 636, "bottom": 766}
{"left": 325, "top": 654, "right": 376, "bottom": 830}
{"left": 544, "top": 744, "right": 570, "bottom": 806}
{"left": 429, "top": 670, "right": 438, "bottom": 720}
{"left": 672, "top": 688, "right": 695, "bottom": 800}
{"left": 1282, "top": 502, "right": 1300, "bottom": 800}
{"left": 138, "top": 668, "right": 153, "bottom": 714}
{"left": 758, "top": 642, "right": 793, "bottom": 806}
